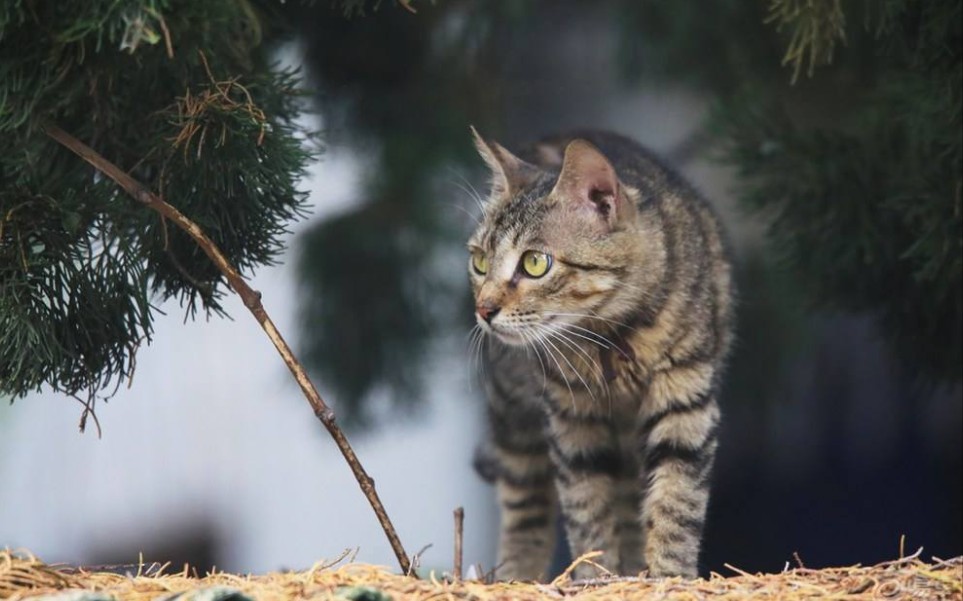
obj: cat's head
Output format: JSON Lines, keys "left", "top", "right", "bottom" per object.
{"left": 467, "top": 128, "right": 647, "bottom": 346}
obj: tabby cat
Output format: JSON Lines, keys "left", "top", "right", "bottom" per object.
{"left": 467, "top": 128, "right": 734, "bottom": 580}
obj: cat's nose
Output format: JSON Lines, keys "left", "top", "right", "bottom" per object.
{"left": 476, "top": 303, "right": 501, "bottom": 324}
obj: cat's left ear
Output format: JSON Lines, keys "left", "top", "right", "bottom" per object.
{"left": 552, "top": 140, "right": 626, "bottom": 228}
{"left": 471, "top": 126, "right": 539, "bottom": 200}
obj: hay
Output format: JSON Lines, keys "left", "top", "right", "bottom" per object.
{"left": 2, "top": 548, "right": 960, "bottom": 600}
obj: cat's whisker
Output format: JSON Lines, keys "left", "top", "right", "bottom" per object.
{"left": 552, "top": 321, "right": 632, "bottom": 361}
{"left": 530, "top": 326, "right": 576, "bottom": 408}
{"left": 466, "top": 326, "right": 480, "bottom": 387}
{"left": 442, "top": 200, "right": 483, "bottom": 227}
{"left": 468, "top": 325, "right": 487, "bottom": 384}
{"left": 540, "top": 324, "right": 611, "bottom": 399}
{"left": 460, "top": 177, "right": 489, "bottom": 216}
{"left": 586, "top": 307, "right": 646, "bottom": 333}
{"left": 466, "top": 325, "right": 477, "bottom": 363}
{"left": 550, "top": 322, "right": 614, "bottom": 350}
{"left": 477, "top": 332, "right": 490, "bottom": 381}
{"left": 545, "top": 311, "right": 644, "bottom": 336}
{"left": 540, "top": 324, "right": 602, "bottom": 378}
{"left": 551, "top": 321, "right": 611, "bottom": 344}
{"left": 533, "top": 324, "right": 597, "bottom": 403}
{"left": 468, "top": 322, "right": 481, "bottom": 347}
{"left": 446, "top": 169, "right": 488, "bottom": 217}
{"left": 517, "top": 327, "right": 536, "bottom": 363}
{"left": 544, "top": 311, "right": 635, "bottom": 330}
{"left": 519, "top": 327, "right": 549, "bottom": 395}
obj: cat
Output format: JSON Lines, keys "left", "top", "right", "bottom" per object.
{"left": 467, "top": 127, "right": 734, "bottom": 581}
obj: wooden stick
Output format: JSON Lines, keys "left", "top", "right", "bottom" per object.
{"left": 42, "top": 122, "right": 415, "bottom": 577}
{"left": 453, "top": 507, "right": 464, "bottom": 581}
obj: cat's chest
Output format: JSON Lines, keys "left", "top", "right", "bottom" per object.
{"left": 540, "top": 344, "right": 653, "bottom": 416}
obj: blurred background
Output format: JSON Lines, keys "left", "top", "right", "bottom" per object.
{"left": 1, "top": 0, "right": 960, "bottom": 578}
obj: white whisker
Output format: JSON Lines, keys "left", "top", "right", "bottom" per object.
{"left": 533, "top": 323, "right": 596, "bottom": 404}
{"left": 467, "top": 324, "right": 488, "bottom": 386}
{"left": 544, "top": 311, "right": 642, "bottom": 335}
{"left": 519, "top": 327, "right": 549, "bottom": 395}
{"left": 529, "top": 326, "right": 575, "bottom": 408}
{"left": 551, "top": 322, "right": 613, "bottom": 349}
{"left": 441, "top": 199, "right": 482, "bottom": 226}
{"left": 466, "top": 325, "right": 481, "bottom": 390}
{"left": 539, "top": 324, "right": 609, "bottom": 400}
{"left": 554, "top": 324, "right": 614, "bottom": 400}
{"left": 552, "top": 321, "right": 631, "bottom": 361}
{"left": 446, "top": 168, "right": 488, "bottom": 217}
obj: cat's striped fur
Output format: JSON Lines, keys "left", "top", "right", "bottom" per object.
{"left": 468, "top": 129, "right": 733, "bottom": 581}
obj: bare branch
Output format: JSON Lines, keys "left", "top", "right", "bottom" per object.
{"left": 41, "top": 121, "right": 415, "bottom": 577}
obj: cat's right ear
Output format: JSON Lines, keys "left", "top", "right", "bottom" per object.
{"left": 471, "top": 126, "right": 539, "bottom": 200}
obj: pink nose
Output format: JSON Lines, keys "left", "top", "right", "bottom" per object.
{"left": 476, "top": 303, "right": 501, "bottom": 324}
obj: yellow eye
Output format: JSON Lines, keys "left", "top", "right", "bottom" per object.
{"left": 471, "top": 251, "right": 489, "bottom": 275}
{"left": 521, "top": 250, "right": 552, "bottom": 278}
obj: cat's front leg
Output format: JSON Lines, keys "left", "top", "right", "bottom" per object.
{"left": 614, "top": 427, "right": 646, "bottom": 575}
{"left": 546, "top": 405, "right": 622, "bottom": 579}
{"left": 490, "top": 451, "right": 557, "bottom": 581}
{"left": 477, "top": 371, "right": 558, "bottom": 582}
{"left": 638, "top": 365, "right": 720, "bottom": 578}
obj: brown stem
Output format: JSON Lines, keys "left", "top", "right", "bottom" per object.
{"left": 453, "top": 506, "right": 464, "bottom": 581}
{"left": 42, "top": 122, "right": 414, "bottom": 577}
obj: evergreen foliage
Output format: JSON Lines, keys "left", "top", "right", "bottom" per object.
{"left": 620, "top": 0, "right": 962, "bottom": 382}
{"left": 766, "top": 0, "right": 846, "bottom": 83}
{"left": 729, "top": 1, "right": 961, "bottom": 382}
{"left": 285, "top": 2, "right": 502, "bottom": 425}
{"left": 3, "top": 0, "right": 958, "bottom": 425}
{"left": 1, "top": 1, "right": 315, "bottom": 404}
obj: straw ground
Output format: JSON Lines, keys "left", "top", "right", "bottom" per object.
{"left": 2, "top": 547, "right": 961, "bottom": 600}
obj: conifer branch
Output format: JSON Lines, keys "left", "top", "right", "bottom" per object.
{"left": 41, "top": 121, "right": 415, "bottom": 578}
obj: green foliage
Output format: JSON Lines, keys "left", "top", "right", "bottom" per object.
{"left": 1, "top": 184, "right": 151, "bottom": 399}
{"left": 297, "top": 208, "right": 437, "bottom": 425}
{"left": 285, "top": 1, "right": 500, "bottom": 425}
{"left": 1, "top": 1, "right": 315, "bottom": 404}
{"left": 724, "top": 1, "right": 961, "bottom": 381}
{"left": 615, "top": 2, "right": 786, "bottom": 92}
{"left": 766, "top": 0, "right": 846, "bottom": 83}
{"left": 717, "top": 89, "right": 961, "bottom": 379}
{"left": 622, "top": 0, "right": 961, "bottom": 382}
{"left": 145, "top": 66, "right": 312, "bottom": 316}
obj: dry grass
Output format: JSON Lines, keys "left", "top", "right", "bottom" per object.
{"left": 2, "top": 548, "right": 960, "bottom": 600}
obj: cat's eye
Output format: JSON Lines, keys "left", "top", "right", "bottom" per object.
{"left": 521, "top": 250, "right": 552, "bottom": 278}
{"left": 471, "top": 251, "right": 489, "bottom": 275}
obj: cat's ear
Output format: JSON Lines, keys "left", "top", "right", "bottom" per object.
{"left": 551, "top": 139, "right": 624, "bottom": 228}
{"left": 471, "top": 126, "right": 539, "bottom": 199}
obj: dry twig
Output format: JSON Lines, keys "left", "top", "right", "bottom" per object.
{"left": 41, "top": 122, "right": 414, "bottom": 578}
{"left": 453, "top": 507, "right": 464, "bottom": 581}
